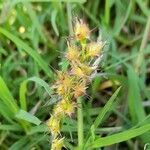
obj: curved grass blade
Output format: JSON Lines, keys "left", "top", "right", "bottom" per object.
{"left": 90, "top": 124, "right": 150, "bottom": 148}
{"left": 0, "top": 27, "right": 53, "bottom": 77}
{"left": 127, "top": 65, "right": 146, "bottom": 124}
{"left": 9, "top": 136, "right": 29, "bottom": 150}
{"left": 84, "top": 87, "right": 121, "bottom": 147}
{"left": 51, "top": 9, "right": 59, "bottom": 36}
{"left": 93, "top": 86, "right": 121, "bottom": 128}
{"left": 19, "top": 77, "right": 53, "bottom": 110}
{"left": 0, "top": 124, "right": 22, "bottom": 131}
{"left": 15, "top": 109, "right": 41, "bottom": 125}
{"left": 0, "top": 76, "right": 18, "bottom": 114}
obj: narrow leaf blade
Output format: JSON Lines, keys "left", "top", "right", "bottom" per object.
{"left": 15, "top": 110, "right": 41, "bottom": 125}
{"left": 91, "top": 124, "right": 150, "bottom": 148}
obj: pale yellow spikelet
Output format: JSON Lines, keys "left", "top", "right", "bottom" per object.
{"left": 61, "top": 99, "right": 75, "bottom": 116}
{"left": 65, "top": 42, "right": 79, "bottom": 62}
{"left": 73, "top": 81, "right": 87, "bottom": 98}
{"left": 74, "top": 18, "right": 90, "bottom": 41}
{"left": 71, "top": 66, "right": 85, "bottom": 77}
{"left": 53, "top": 101, "right": 64, "bottom": 118}
{"left": 51, "top": 137, "right": 64, "bottom": 150}
{"left": 71, "top": 63, "right": 93, "bottom": 78}
{"left": 79, "top": 64, "right": 93, "bottom": 76}
{"left": 55, "top": 71, "right": 73, "bottom": 97}
{"left": 47, "top": 115, "right": 60, "bottom": 136}
{"left": 86, "top": 41, "right": 103, "bottom": 57}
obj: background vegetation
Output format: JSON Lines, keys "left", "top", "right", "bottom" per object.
{"left": 0, "top": 0, "right": 150, "bottom": 149}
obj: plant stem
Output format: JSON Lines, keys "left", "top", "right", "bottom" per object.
{"left": 67, "top": 2, "right": 73, "bottom": 35}
{"left": 134, "top": 16, "right": 150, "bottom": 74}
{"left": 77, "top": 97, "right": 84, "bottom": 148}
{"left": 105, "top": 0, "right": 110, "bottom": 25}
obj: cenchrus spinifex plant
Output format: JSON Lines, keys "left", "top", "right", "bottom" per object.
{"left": 47, "top": 18, "right": 105, "bottom": 149}
{"left": 0, "top": 2, "right": 150, "bottom": 149}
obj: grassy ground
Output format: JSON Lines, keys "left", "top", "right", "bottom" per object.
{"left": 0, "top": 0, "right": 150, "bottom": 150}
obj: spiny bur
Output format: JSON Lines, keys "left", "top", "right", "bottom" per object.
{"left": 47, "top": 18, "right": 105, "bottom": 149}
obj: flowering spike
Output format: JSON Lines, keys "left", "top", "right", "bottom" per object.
{"left": 47, "top": 18, "right": 105, "bottom": 149}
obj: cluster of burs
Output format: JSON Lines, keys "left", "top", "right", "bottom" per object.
{"left": 47, "top": 18, "right": 105, "bottom": 150}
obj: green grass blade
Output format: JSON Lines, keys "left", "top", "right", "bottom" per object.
{"left": 0, "top": 124, "right": 22, "bottom": 131}
{"left": 93, "top": 86, "right": 121, "bottom": 128}
{"left": 15, "top": 109, "right": 41, "bottom": 125}
{"left": 104, "top": 0, "right": 110, "bottom": 25}
{"left": 28, "top": 77, "right": 53, "bottom": 96}
{"left": 9, "top": 136, "right": 29, "bottom": 150}
{"left": 135, "top": 0, "right": 150, "bottom": 17}
{"left": 84, "top": 87, "right": 121, "bottom": 147}
{"left": 28, "top": 124, "right": 48, "bottom": 135}
{"left": 19, "top": 76, "right": 52, "bottom": 111}
{"left": 23, "top": 2, "right": 46, "bottom": 42}
{"left": 0, "top": 101, "right": 14, "bottom": 123}
{"left": 127, "top": 66, "right": 146, "bottom": 124}
{"left": 127, "top": 65, "right": 150, "bottom": 142}
{"left": 0, "top": 76, "right": 18, "bottom": 113}
{"left": 19, "top": 80, "right": 28, "bottom": 111}
{"left": 51, "top": 9, "right": 59, "bottom": 36}
{"left": 90, "top": 124, "right": 150, "bottom": 148}
{"left": 113, "top": 0, "right": 132, "bottom": 36}
{"left": 0, "top": 27, "right": 53, "bottom": 77}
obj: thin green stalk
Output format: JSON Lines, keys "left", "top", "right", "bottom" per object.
{"left": 135, "top": 16, "right": 150, "bottom": 73}
{"left": 77, "top": 97, "right": 84, "bottom": 148}
{"left": 105, "top": 0, "right": 110, "bottom": 25}
{"left": 67, "top": 2, "right": 73, "bottom": 35}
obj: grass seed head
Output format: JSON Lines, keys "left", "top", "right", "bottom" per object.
{"left": 74, "top": 18, "right": 90, "bottom": 41}
{"left": 48, "top": 18, "right": 104, "bottom": 149}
